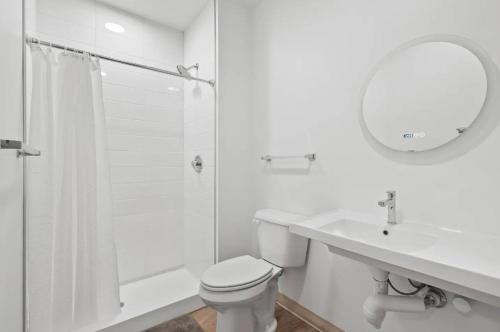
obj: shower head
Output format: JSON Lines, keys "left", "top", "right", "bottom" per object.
{"left": 176, "top": 63, "right": 199, "bottom": 79}
{"left": 175, "top": 63, "right": 214, "bottom": 86}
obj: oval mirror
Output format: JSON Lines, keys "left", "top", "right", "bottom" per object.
{"left": 362, "top": 41, "right": 488, "bottom": 152}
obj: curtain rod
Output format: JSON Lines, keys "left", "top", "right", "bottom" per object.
{"left": 26, "top": 36, "right": 215, "bottom": 87}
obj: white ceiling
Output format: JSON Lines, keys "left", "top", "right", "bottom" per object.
{"left": 97, "top": 0, "right": 209, "bottom": 31}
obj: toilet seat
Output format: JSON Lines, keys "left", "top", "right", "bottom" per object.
{"left": 201, "top": 255, "right": 274, "bottom": 292}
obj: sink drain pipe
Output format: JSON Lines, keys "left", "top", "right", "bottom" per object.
{"left": 363, "top": 267, "right": 446, "bottom": 329}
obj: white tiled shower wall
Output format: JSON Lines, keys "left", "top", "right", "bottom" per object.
{"left": 183, "top": 1, "right": 216, "bottom": 278}
{"left": 31, "top": 0, "right": 186, "bottom": 283}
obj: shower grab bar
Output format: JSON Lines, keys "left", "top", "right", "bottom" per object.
{"left": 261, "top": 153, "right": 316, "bottom": 162}
{"left": 0, "top": 139, "right": 41, "bottom": 157}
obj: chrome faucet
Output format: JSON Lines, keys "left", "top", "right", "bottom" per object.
{"left": 378, "top": 190, "right": 396, "bottom": 224}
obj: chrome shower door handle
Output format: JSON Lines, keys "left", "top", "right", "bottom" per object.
{"left": 0, "top": 139, "right": 41, "bottom": 157}
{"left": 191, "top": 155, "right": 203, "bottom": 173}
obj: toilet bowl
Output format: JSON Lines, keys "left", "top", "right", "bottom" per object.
{"left": 199, "top": 209, "right": 309, "bottom": 332}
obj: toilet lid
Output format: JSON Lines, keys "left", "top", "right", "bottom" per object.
{"left": 201, "top": 256, "right": 273, "bottom": 292}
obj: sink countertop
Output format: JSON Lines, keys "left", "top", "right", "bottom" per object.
{"left": 289, "top": 209, "right": 500, "bottom": 306}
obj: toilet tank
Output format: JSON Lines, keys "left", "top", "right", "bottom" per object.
{"left": 254, "top": 209, "right": 309, "bottom": 268}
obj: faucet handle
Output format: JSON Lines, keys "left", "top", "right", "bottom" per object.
{"left": 378, "top": 190, "right": 396, "bottom": 207}
{"left": 381, "top": 190, "right": 397, "bottom": 224}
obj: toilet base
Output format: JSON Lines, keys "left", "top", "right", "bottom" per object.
{"left": 265, "top": 318, "right": 278, "bottom": 332}
{"left": 206, "top": 277, "right": 280, "bottom": 332}
{"left": 216, "top": 312, "right": 277, "bottom": 332}
{"left": 216, "top": 307, "right": 254, "bottom": 332}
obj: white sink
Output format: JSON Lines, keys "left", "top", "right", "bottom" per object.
{"left": 318, "top": 219, "right": 438, "bottom": 254}
{"left": 290, "top": 210, "right": 500, "bottom": 308}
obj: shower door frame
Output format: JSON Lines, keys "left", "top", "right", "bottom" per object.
{"left": 213, "top": 0, "right": 220, "bottom": 267}
{"left": 22, "top": 0, "right": 28, "bottom": 331}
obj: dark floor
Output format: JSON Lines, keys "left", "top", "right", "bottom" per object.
{"left": 146, "top": 304, "right": 319, "bottom": 332}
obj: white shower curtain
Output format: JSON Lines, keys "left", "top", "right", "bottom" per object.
{"left": 27, "top": 46, "right": 121, "bottom": 332}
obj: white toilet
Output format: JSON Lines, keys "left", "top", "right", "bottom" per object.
{"left": 199, "top": 209, "right": 309, "bottom": 332}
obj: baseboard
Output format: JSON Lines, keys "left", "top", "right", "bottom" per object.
{"left": 276, "top": 293, "right": 344, "bottom": 332}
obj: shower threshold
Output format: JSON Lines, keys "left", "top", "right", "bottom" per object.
{"left": 73, "top": 268, "right": 203, "bottom": 332}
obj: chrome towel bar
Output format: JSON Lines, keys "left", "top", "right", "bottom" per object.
{"left": 261, "top": 153, "right": 316, "bottom": 162}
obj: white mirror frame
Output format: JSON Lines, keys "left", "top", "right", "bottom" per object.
{"left": 359, "top": 35, "right": 500, "bottom": 165}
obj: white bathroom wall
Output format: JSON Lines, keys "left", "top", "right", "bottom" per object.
{"left": 32, "top": 0, "right": 185, "bottom": 283}
{"left": 244, "top": 0, "right": 500, "bottom": 331}
{"left": 0, "top": 0, "right": 24, "bottom": 330}
{"left": 216, "top": 0, "right": 255, "bottom": 260}
{"left": 183, "top": 0, "right": 216, "bottom": 277}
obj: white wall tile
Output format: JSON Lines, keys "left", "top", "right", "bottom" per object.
{"left": 102, "top": 83, "right": 146, "bottom": 104}
{"left": 142, "top": 23, "right": 184, "bottom": 67}
{"left": 109, "top": 151, "right": 184, "bottom": 167}
{"left": 111, "top": 166, "right": 183, "bottom": 184}
{"left": 35, "top": 32, "right": 96, "bottom": 53}
{"left": 144, "top": 217, "right": 184, "bottom": 274}
{"left": 142, "top": 90, "right": 183, "bottom": 109}
{"left": 114, "top": 214, "right": 148, "bottom": 281}
{"left": 136, "top": 72, "right": 184, "bottom": 95}
{"left": 107, "top": 135, "right": 183, "bottom": 152}
{"left": 113, "top": 198, "right": 178, "bottom": 217}
{"left": 183, "top": 1, "right": 216, "bottom": 277}
{"left": 105, "top": 104, "right": 183, "bottom": 126}
{"left": 100, "top": 61, "right": 142, "bottom": 86}
{"left": 112, "top": 182, "right": 183, "bottom": 201}
{"left": 96, "top": 30, "right": 144, "bottom": 58}
{"left": 112, "top": 212, "right": 183, "bottom": 282}
{"left": 37, "top": 13, "right": 95, "bottom": 46}
{"left": 37, "top": 0, "right": 95, "bottom": 28}
{"left": 106, "top": 117, "right": 182, "bottom": 137}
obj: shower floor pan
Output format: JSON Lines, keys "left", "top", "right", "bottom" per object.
{"left": 74, "top": 268, "right": 203, "bottom": 332}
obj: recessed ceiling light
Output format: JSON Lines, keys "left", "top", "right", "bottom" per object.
{"left": 168, "top": 87, "right": 181, "bottom": 92}
{"left": 100, "top": 71, "right": 107, "bottom": 77}
{"left": 105, "top": 22, "right": 125, "bottom": 33}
